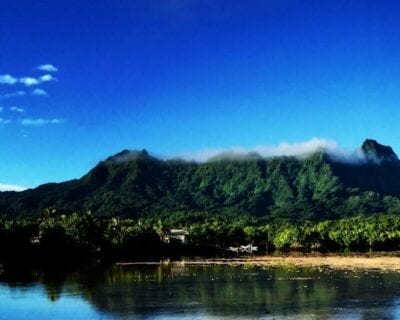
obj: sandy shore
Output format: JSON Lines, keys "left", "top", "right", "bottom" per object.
{"left": 118, "top": 254, "right": 400, "bottom": 271}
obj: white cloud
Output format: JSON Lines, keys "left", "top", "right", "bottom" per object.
{"left": 177, "top": 138, "right": 367, "bottom": 164}
{"left": 0, "top": 74, "right": 18, "bottom": 85}
{"left": 3, "top": 74, "right": 55, "bottom": 87}
{"left": 19, "top": 77, "right": 40, "bottom": 86}
{"left": 20, "top": 74, "right": 55, "bottom": 86}
{"left": 21, "top": 117, "right": 65, "bottom": 126}
{"left": 10, "top": 106, "right": 24, "bottom": 113}
{"left": 0, "top": 91, "right": 26, "bottom": 99}
{"left": 39, "top": 74, "right": 55, "bottom": 82}
{"left": 32, "top": 88, "right": 48, "bottom": 96}
{"left": 0, "top": 183, "right": 26, "bottom": 192}
{"left": 0, "top": 67, "right": 57, "bottom": 88}
{"left": 38, "top": 64, "right": 58, "bottom": 72}
{"left": 0, "top": 117, "right": 11, "bottom": 125}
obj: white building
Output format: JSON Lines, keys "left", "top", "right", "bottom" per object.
{"left": 163, "top": 229, "right": 189, "bottom": 244}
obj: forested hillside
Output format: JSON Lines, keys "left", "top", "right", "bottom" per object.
{"left": 2, "top": 139, "right": 400, "bottom": 221}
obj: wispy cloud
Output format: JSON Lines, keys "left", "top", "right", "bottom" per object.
{"left": 32, "top": 88, "right": 48, "bottom": 96}
{"left": 0, "top": 117, "right": 11, "bottom": 125}
{"left": 0, "top": 91, "right": 26, "bottom": 99}
{"left": 38, "top": 64, "right": 58, "bottom": 72}
{"left": 1, "top": 73, "right": 55, "bottom": 87}
{"left": 178, "top": 138, "right": 335, "bottom": 162}
{"left": 19, "top": 77, "right": 40, "bottom": 86}
{"left": 176, "top": 138, "right": 368, "bottom": 164}
{"left": 0, "top": 74, "right": 18, "bottom": 85}
{"left": 21, "top": 118, "right": 65, "bottom": 126}
{"left": 39, "top": 74, "right": 55, "bottom": 82}
{"left": 0, "top": 183, "right": 26, "bottom": 192}
{"left": 10, "top": 106, "right": 24, "bottom": 113}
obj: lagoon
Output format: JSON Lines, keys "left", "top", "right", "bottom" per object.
{"left": 1, "top": 263, "right": 400, "bottom": 319}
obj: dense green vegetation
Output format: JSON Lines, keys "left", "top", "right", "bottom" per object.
{"left": 2, "top": 139, "right": 400, "bottom": 263}
{"left": 2, "top": 139, "right": 400, "bottom": 222}
{"left": 2, "top": 210, "right": 400, "bottom": 264}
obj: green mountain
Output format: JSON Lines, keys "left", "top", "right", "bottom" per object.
{"left": 2, "top": 139, "right": 400, "bottom": 221}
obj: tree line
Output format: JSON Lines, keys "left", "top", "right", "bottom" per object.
{"left": 1, "top": 209, "right": 400, "bottom": 265}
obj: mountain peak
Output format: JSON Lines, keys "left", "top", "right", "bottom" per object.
{"left": 361, "top": 139, "right": 399, "bottom": 163}
{"left": 106, "top": 149, "right": 152, "bottom": 163}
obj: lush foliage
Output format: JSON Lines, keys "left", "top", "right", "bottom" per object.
{"left": 2, "top": 139, "right": 400, "bottom": 264}
{"left": 2, "top": 211, "right": 400, "bottom": 264}
{"left": 2, "top": 142, "right": 400, "bottom": 221}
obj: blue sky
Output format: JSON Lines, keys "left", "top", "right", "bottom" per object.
{"left": 1, "top": 0, "right": 400, "bottom": 189}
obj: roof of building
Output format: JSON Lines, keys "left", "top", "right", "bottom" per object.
{"left": 168, "top": 229, "right": 189, "bottom": 235}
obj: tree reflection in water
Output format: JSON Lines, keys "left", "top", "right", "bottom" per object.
{"left": 0, "top": 264, "right": 400, "bottom": 319}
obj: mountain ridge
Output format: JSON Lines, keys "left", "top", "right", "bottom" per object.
{"left": 1, "top": 139, "right": 400, "bottom": 220}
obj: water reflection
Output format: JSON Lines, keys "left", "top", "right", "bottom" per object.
{"left": 1, "top": 263, "right": 400, "bottom": 319}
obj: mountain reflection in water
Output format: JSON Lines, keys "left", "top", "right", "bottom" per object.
{"left": 0, "top": 263, "right": 400, "bottom": 319}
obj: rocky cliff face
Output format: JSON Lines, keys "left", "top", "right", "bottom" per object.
{"left": 361, "top": 139, "right": 399, "bottom": 164}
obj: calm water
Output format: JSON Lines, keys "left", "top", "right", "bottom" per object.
{"left": 1, "top": 263, "right": 400, "bottom": 319}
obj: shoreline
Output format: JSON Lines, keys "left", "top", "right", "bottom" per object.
{"left": 117, "top": 253, "right": 400, "bottom": 271}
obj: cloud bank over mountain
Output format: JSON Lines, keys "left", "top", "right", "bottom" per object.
{"left": 177, "top": 138, "right": 368, "bottom": 164}
{"left": 0, "top": 183, "right": 26, "bottom": 192}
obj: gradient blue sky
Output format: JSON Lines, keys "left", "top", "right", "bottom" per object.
{"left": 1, "top": 0, "right": 400, "bottom": 189}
